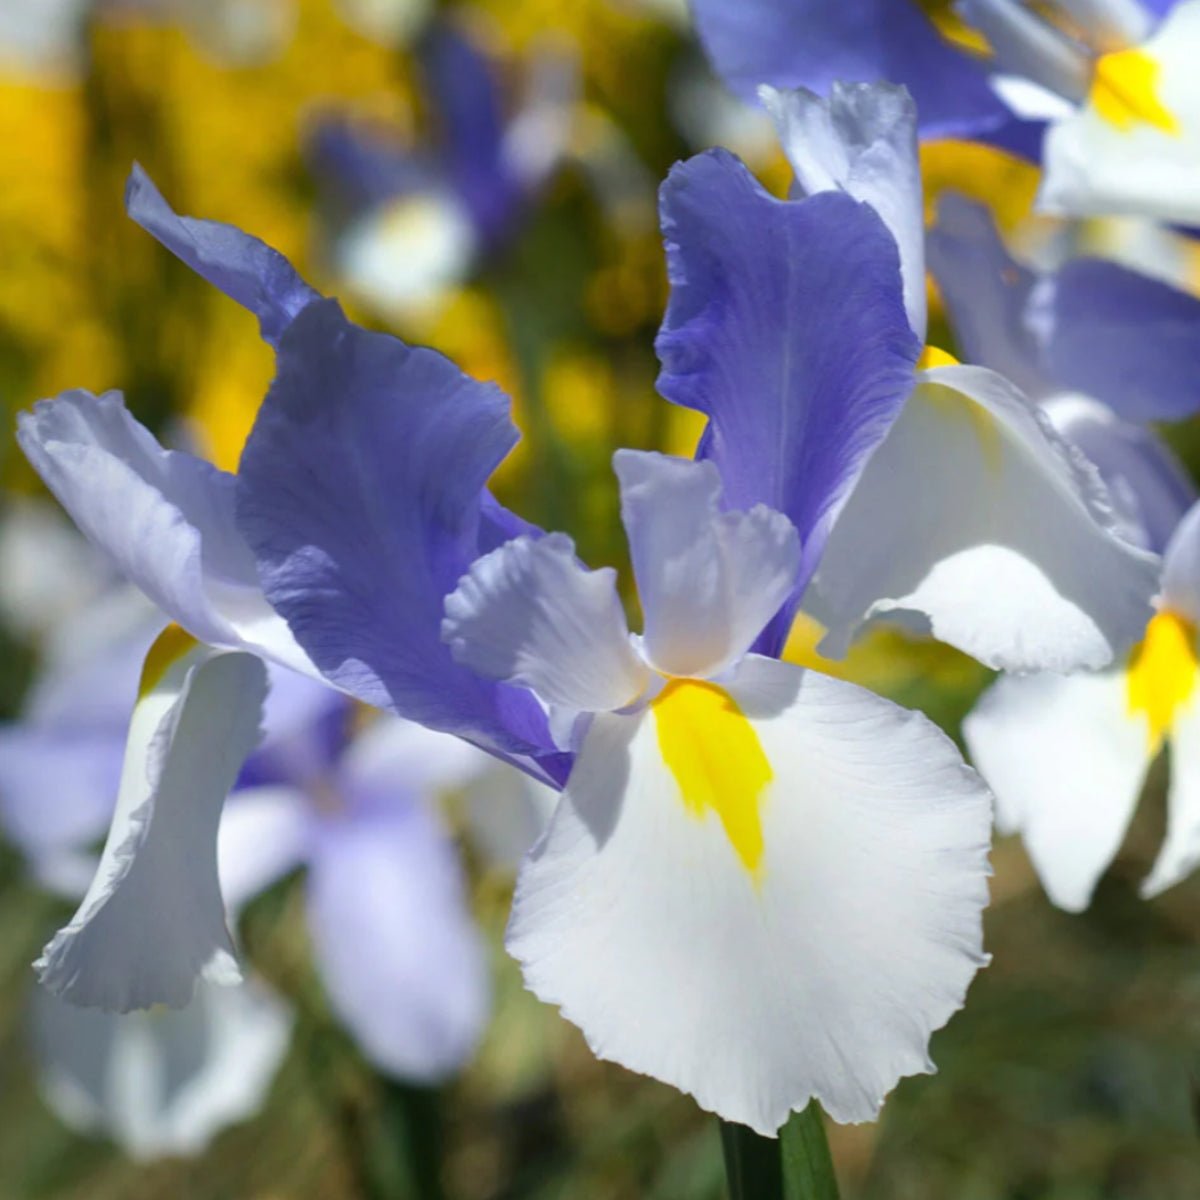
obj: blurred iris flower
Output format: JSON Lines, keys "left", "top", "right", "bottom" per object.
{"left": 306, "top": 23, "right": 575, "bottom": 316}
{"left": 0, "top": 568, "right": 502, "bottom": 1102}
{"left": 692, "top": 0, "right": 1200, "bottom": 223}
{"left": 14, "top": 85, "right": 1167, "bottom": 1132}
{"left": 965, "top": 431, "right": 1200, "bottom": 911}
{"left": 0, "top": 590, "right": 292, "bottom": 1159}
{"left": 0, "top": 0, "right": 430, "bottom": 75}
{"left": 924, "top": 192, "right": 1200, "bottom": 910}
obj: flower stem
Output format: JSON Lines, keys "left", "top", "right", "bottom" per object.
{"left": 720, "top": 1103, "right": 840, "bottom": 1200}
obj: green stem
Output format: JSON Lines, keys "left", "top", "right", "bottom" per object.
{"left": 720, "top": 1103, "right": 840, "bottom": 1200}
{"left": 721, "top": 1118, "right": 783, "bottom": 1200}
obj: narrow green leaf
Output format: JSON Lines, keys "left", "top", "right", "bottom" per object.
{"left": 780, "top": 1102, "right": 840, "bottom": 1200}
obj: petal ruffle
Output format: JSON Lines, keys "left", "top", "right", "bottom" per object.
{"left": 236, "top": 298, "right": 561, "bottom": 771}
{"left": 36, "top": 638, "right": 268, "bottom": 1011}
{"left": 614, "top": 450, "right": 799, "bottom": 679}
{"left": 509, "top": 655, "right": 990, "bottom": 1133}
{"left": 810, "top": 365, "right": 1160, "bottom": 672}
{"left": 656, "top": 149, "right": 920, "bottom": 652}
{"left": 16, "top": 391, "right": 314, "bottom": 674}
{"left": 762, "top": 82, "right": 926, "bottom": 338}
{"left": 443, "top": 532, "right": 649, "bottom": 714}
{"left": 1045, "top": 395, "right": 1195, "bottom": 555}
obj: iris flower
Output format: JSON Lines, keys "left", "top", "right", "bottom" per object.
{"left": 754, "top": 82, "right": 1159, "bottom": 672}
{"left": 693, "top": 0, "right": 1200, "bottom": 223}
{"left": 15, "top": 96, "right": 1162, "bottom": 1131}
{"left": 0, "top": 579, "right": 495, "bottom": 1081}
{"left": 307, "top": 23, "right": 574, "bottom": 315}
{"left": 966, "top": 439, "right": 1200, "bottom": 911}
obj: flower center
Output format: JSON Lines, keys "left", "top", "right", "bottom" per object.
{"left": 652, "top": 679, "right": 772, "bottom": 881}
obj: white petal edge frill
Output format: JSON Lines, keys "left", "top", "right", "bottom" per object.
{"left": 36, "top": 640, "right": 269, "bottom": 1011}
{"left": 964, "top": 667, "right": 1151, "bottom": 912}
{"left": 614, "top": 450, "right": 799, "bottom": 679}
{"left": 15, "top": 390, "right": 316, "bottom": 675}
{"left": 809, "top": 364, "right": 1159, "bottom": 673}
{"left": 442, "top": 532, "right": 650, "bottom": 713}
{"left": 507, "top": 655, "right": 992, "bottom": 1134}
{"left": 760, "top": 81, "right": 926, "bottom": 339}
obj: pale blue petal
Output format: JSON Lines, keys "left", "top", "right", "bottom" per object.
{"left": 443, "top": 532, "right": 648, "bottom": 714}
{"left": 614, "top": 450, "right": 799, "bottom": 678}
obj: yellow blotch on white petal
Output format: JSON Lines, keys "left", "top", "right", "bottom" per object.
{"left": 1090, "top": 48, "right": 1180, "bottom": 136}
{"left": 1126, "top": 610, "right": 1198, "bottom": 751}
{"left": 138, "top": 624, "right": 200, "bottom": 699}
{"left": 652, "top": 679, "right": 771, "bottom": 881}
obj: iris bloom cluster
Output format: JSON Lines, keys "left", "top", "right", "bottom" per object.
{"left": 18, "top": 49, "right": 1189, "bottom": 1140}
{"left": 694, "top": 0, "right": 1200, "bottom": 222}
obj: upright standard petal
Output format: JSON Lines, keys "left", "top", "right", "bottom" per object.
{"left": 33, "top": 976, "right": 291, "bottom": 1159}
{"left": 306, "top": 802, "right": 488, "bottom": 1081}
{"left": 613, "top": 450, "right": 799, "bottom": 679}
{"left": 16, "top": 391, "right": 314, "bottom": 674}
{"left": 125, "top": 164, "right": 319, "bottom": 345}
{"left": 810, "top": 365, "right": 1160, "bottom": 672}
{"left": 964, "top": 669, "right": 1150, "bottom": 911}
{"left": 761, "top": 82, "right": 926, "bottom": 338}
{"left": 443, "top": 533, "right": 649, "bottom": 714}
{"left": 656, "top": 150, "right": 920, "bottom": 652}
{"left": 236, "top": 298, "right": 559, "bottom": 767}
{"left": 509, "top": 656, "right": 991, "bottom": 1134}
{"left": 36, "top": 631, "right": 268, "bottom": 1011}
{"left": 691, "top": 0, "right": 1007, "bottom": 136}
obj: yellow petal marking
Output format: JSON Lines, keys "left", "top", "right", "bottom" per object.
{"left": 1126, "top": 610, "right": 1198, "bottom": 752}
{"left": 1090, "top": 48, "right": 1180, "bottom": 136}
{"left": 138, "top": 624, "right": 200, "bottom": 699}
{"left": 917, "top": 344, "right": 960, "bottom": 371}
{"left": 652, "top": 679, "right": 772, "bottom": 882}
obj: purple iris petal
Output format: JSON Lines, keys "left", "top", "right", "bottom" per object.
{"left": 691, "top": 0, "right": 1008, "bottom": 137}
{"left": 655, "top": 149, "right": 920, "bottom": 653}
{"left": 124, "top": 165, "right": 319, "bottom": 346}
{"left": 235, "top": 299, "right": 559, "bottom": 765}
{"left": 420, "top": 23, "right": 523, "bottom": 246}
{"left": 304, "top": 800, "right": 488, "bottom": 1082}
{"left": 1046, "top": 258, "right": 1200, "bottom": 423}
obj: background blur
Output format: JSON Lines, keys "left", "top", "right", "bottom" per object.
{"left": 1, "top": 1, "right": 1199, "bottom": 1196}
